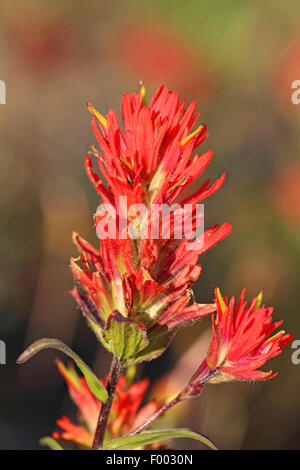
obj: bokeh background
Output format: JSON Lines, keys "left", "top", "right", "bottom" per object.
{"left": 0, "top": 0, "right": 299, "bottom": 450}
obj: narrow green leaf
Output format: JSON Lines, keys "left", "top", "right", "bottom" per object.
{"left": 40, "top": 437, "right": 64, "bottom": 450}
{"left": 17, "top": 338, "right": 108, "bottom": 403}
{"left": 103, "top": 311, "right": 148, "bottom": 360}
{"left": 103, "top": 429, "right": 218, "bottom": 450}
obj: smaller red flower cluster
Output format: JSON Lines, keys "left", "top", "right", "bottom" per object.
{"left": 53, "top": 361, "right": 159, "bottom": 449}
{"left": 187, "top": 288, "right": 293, "bottom": 386}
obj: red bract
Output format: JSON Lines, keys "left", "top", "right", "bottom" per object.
{"left": 188, "top": 288, "right": 293, "bottom": 385}
{"left": 53, "top": 361, "right": 159, "bottom": 449}
{"left": 71, "top": 85, "right": 231, "bottom": 363}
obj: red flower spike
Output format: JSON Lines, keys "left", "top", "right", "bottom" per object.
{"left": 71, "top": 85, "right": 231, "bottom": 363}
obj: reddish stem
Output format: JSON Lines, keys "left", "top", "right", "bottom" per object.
{"left": 130, "top": 394, "right": 182, "bottom": 435}
{"left": 92, "top": 356, "right": 122, "bottom": 450}
{"left": 130, "top": 369, "right": 219, "bottom": 436}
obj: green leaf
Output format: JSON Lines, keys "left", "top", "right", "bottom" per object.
{"left": 17, "top": 338, "right": 108, "bottom": 403}
{"left": 103, "top": 429, "right": 218, "bottom": 450}
{"left": 103, "top": 311, "right": 148, "bottom": 360}
{"left": 128, "top": 325, "right": 176, "bottom": 365}
{"left": 40, "top": 437, "right": 64, "bottom": 450}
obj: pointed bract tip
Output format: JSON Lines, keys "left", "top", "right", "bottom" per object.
{"left": 87, "top": 102, "right": 107, "bottom": 128}
{"left": 72, "top": 231, "right": 79, "bottom": 244}
{"left": 215, "top": 287, "right": 226, "bottom": 314}
{"left": 254, "top": 290, "right": 263, "bottom": 311}
{"left": 140, "top": 84, "right": 147, "bottom": 106}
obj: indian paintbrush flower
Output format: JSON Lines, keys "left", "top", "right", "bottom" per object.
{"left": 71, "top": 85, "right": 231, "bottom": 364}
{"left": 17, "top": 84, "right": 292, "bottom": 451}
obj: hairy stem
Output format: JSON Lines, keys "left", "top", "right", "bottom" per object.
{"left": 130, "top": 369, "right": 220, "bottom": 436}
{"left": 92, "top": 356, "right": 122, "bottom": 450}
{"left": 130, "top": 394, "right": 182, "bottom": 435}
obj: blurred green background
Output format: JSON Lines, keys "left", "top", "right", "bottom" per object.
{"left": 0, "top": 0, "right": 299, "bottom": 449}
